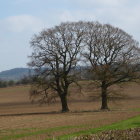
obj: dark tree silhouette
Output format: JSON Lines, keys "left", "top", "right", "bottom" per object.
{"left": 83, "top": 22, "right": 140, "bottom": 110}
{"left": 28, "top": 21, "right": 140, "bottom": 111}
{"left": 28, "top": 22, "right": 84, "bottom": 112}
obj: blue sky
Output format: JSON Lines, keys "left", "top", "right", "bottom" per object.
{"left": 0, "top": 0, "right": 140, "bottom": 72}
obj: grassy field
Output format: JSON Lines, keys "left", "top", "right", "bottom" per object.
{"left": 0, "top": 82, "right": 140, "bottom": 139}
{"left": 58, "top": 115, "right": 140, "bottom": 140}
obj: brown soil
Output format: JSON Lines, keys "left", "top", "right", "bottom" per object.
{"left": 0, "top": 82, "right": 139, "bottom": 139}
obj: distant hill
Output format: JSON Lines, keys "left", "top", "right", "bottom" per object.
{"left": 0, "top": 68, "right": 32, "bottom": 81}
{"left": 0, "top": 66, "right": 91, "bottom": 81}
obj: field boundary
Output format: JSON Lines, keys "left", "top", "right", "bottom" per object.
{"left": 0, "top": 114, "right": 140, "bottom": 140}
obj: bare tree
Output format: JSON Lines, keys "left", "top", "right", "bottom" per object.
{"left": 83, "top": 22, "right": 140, "bottom": 110}
{"left": 28, "top": 22, "right": 84, "bottom": 112}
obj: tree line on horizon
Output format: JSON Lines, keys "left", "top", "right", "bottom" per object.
{"left": 0, "top": 76, "right": 32, "bottom": 88}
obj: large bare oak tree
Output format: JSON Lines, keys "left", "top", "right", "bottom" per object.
{"left": 83, "top": 22, "right": 140, "bottom": 110}
{"left": 28, "top": 22, "right": 84, "bottom": 112}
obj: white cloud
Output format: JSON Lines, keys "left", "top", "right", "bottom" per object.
{"left": 53, "top": 10, "right": 96, "bottom": 25}
{"left": 59, "top": 11, "right": 75, "bottom": 22}
{"left": 0, "top": 15, "right": 45, "bottom": 33}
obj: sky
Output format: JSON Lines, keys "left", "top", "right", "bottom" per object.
{"left": 0, "top": 0, "right": 140, "bottom": 72}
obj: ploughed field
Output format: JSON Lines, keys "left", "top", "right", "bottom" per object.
{"left": 0, "top": 81, "right": 140, "bottom": 139}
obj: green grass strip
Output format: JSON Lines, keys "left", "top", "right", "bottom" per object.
{"left": 131, "top": 108, "right": 140, "bottom": 111}
{"left": 0, "top": 124, "right": 90, "bottom": 140}
{"left": 57, "top": 115, "right": 140, "bottom": 140}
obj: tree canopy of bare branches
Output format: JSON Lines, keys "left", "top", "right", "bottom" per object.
{"left": 28, "top": 22, "right": 84, "bottom": 112}
{"left": 29, "top": 21, "right": 140, "bottom": 111}
{"left": 83, "top": 22, "right": 140, "bottom": 110}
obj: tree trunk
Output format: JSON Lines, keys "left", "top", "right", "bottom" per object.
{"left": 101, "top": 86, "right": 109, "bottom": 110}
{"left": 60, "top": 94, "right": 69, "bottom": 112}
